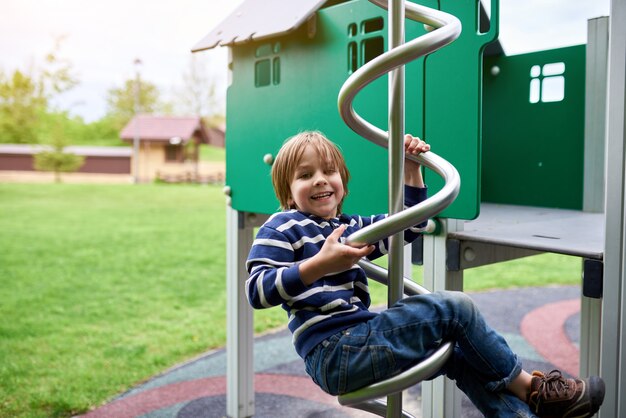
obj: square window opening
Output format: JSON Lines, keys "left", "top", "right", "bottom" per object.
{"left": 165, "top": 145, "right": 180, "bottom": 162}
{"left": 361, "top": 36, "right": 384, "bottom": 65}
{"left": 256, "top": 44, "right": 273, "bottom": 58}
{"left": 362, "top": 17, "right": 384, "bottom": 34}
{"left": 541, "top": 76, "right": 565, "bottom": 102}
{"left": 255, "top": 59, "right": 271, "bottom": 87}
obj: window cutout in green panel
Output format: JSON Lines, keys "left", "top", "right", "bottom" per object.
{"left": 362, "top": 36, "right": 384, "bottom": 65}
{"left": 542, "top": 62, "right": 565, "bottom": 76}
{"left": 478, "top": 0, "right": 491, "bottom": 34}
{"left": 348, "top": 23, "right": 357, "bottom": 37}
{"left": 272, "top": 57, "right": 281, "bottom": 85}
{"left": 362, "top": 16, "right": 384, "bottom": 33}
{"left": 529, "top": 62, "right": 566, "bottom": 103}
{"left": 529, "top": 78, "right": 540, "bottom": 103}
{"left": 542, "top": 76, "right": 565, "bottom": 102}
{"left": 348, "top": 41, "right": 357, "bottom": 73}
{"left": 273, "top": 42, "right": 281, "bottom": 54}
{"left": 255, "top": 59, "right": 271, "bottom": 87}
{"left": 256, "top": 44, "right": 273, "bottom": 58}
{"left": 530, "top": 65, "right": 541, "bottom": 77}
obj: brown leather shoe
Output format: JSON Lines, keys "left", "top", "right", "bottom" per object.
{"left": 527, "top": 370, "right": 605, "bottom": 418}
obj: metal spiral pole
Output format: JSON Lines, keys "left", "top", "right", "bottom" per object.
{"left": 337, "top": 1, "right": 462, "bottom": 416}
{"left": 339, "top": 0, "right": 462, "bottom": 246}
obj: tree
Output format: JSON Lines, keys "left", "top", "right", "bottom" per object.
{"left": 105, "top": 78, "right": 169, "bottom": 131}
{"left": 0, "top": 37, "right": 78, "bottom": 144}
{"left": 175, "top": 55, "right": 225, "bottom": 128}
{"left": 0, "top": 70, "right": 46, "bottom": 143}
{"left": 34, "top": 122, "right": 84, "bottom": 183}
{"left": 178, "top": 56, "right": 220, "bottom": 115}
{"left": 40, "top": 36, "right": 79, "bottom": 98}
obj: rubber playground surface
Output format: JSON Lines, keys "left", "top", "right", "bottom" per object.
{"left": 79, "top": 286, "right": 583, "bottom": 418}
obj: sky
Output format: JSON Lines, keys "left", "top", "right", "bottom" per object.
{"left": 0, "top": 0, "right": 611, "bottom": 123}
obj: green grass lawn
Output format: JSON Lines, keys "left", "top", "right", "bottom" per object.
{"left": 366, "top": 251, "right": 581, "bottom": 305}
{"left": 0, "top": 184, "right": 231, "bottom": 418}
{"left": 0, "top": 183, "right": 581, "bottom": 418}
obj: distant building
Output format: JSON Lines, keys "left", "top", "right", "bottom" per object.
{"left": 0, "top": 144, "right": 131, "bottom": 174}
{"left": 120, "top": 115, "right": 223, "bottom": 182}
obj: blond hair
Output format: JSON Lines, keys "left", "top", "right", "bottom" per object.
{"left": 271, "top": 131, "right": 350, "bottom": 212}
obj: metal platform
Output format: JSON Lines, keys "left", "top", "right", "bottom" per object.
{"left": 450, "top": 203, "right": 604, "bottom": 260}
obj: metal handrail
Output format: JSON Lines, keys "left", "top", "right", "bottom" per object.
{"left": 336, "top": 0, "right": 462, "bottom": 412}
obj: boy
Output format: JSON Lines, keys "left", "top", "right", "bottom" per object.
{"left": 246, "top": 131, "right": 605, "bottom": 417}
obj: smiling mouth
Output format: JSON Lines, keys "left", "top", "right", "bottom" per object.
{"left": 311, "top": 191, "right": 333, "bottom": 200}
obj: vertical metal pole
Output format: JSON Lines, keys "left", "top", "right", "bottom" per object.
{"left": 422, "top": 219, "right": 463, "bottom": 418}
{"left": 583, "top": 17, "right": 609, "bottom": 214}
{"left": 133, "top": 58, "right": 142, "bottom": 184}
{"left": 387, "top": 0, "right": 405, "bottom": 416}
{"left": 226, "top": 208, "right": 255, "bottom": 417}
{"left": 580, "top": 16, "right": 609, "bottom": 379}
{"left": 599, "top": 1, "right": 626, "bottom": 416}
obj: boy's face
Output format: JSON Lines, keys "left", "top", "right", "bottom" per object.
{"left": 288, "top": 145, "right": 345, "bottom": 219}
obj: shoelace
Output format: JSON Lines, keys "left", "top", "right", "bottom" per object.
{"left": 538, "top": 370, "right": 570, "bottom": 400}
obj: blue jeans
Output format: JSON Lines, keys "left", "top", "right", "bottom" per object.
{"left": 304, "top": 291, "right": 537, "bottom": 417}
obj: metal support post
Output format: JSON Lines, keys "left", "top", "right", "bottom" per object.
{"left": 580, "top": 15, "right": 609, "bottom": 379}
{"left": 226, "top": 208, "right": 255, "bottom": 417}
{"left": 583, "top": 17, "right": 609, "bottom": 214}
{"left": 580, "top": 294, "right": 602, "bottom": 377}
{"left": 422, "top": 218, "right": 463, "bottom": 418}
{"left": 599, "top": 1, "right": 626, "bottom": 416}
{"left": 132, "top": 58, "right": 142, "bottom": 184}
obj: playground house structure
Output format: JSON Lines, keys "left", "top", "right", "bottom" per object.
{"left": 194, "top": 0, "right": 587, "bottom": 218}
{"left": 193, "top": 0, "right": 626, "bottom": 417}
{"left": 198, "top": 0, "right": 494, "bottom": 220}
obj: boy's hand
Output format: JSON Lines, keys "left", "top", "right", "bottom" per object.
{"left": 299, "top": 224, "right": 375, "bottom": 285}
{"left": 405, "top": 134, "right": 430, "bottom": 157}
{"left": 404, "top": 134, "right": 429, "bottom": 187}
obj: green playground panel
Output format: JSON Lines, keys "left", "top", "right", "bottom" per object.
{"left": 226, "top": 0, "right": 498, "bottom": 219}
{"left": 482, "top": 45, "right": 585, "bottom": 210}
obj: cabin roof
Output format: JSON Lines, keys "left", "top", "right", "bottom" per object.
{"left": 192, "top": 0, "right": 326, "bottom": 52}
{"left": 192, "top": 0, "right": 502, "bottom": 55}
{"left": 120, "top": 115, "right": 209, "bottom": 144}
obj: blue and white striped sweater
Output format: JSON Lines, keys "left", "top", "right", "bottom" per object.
{"left": 246, "top": 186, "right": 427, "bottom": 358}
